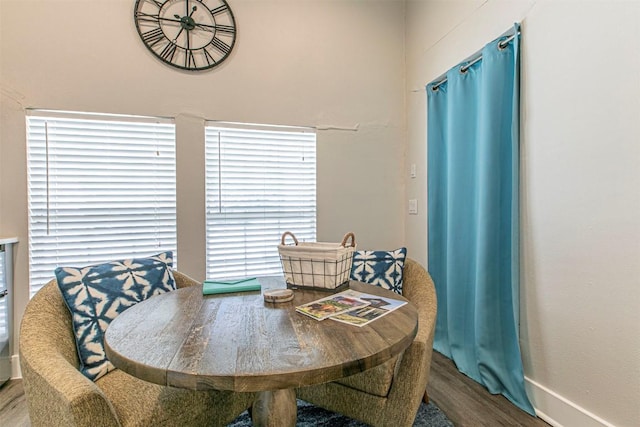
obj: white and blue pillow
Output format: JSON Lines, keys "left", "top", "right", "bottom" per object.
{"left": 55, "top": 251, "right": 175, "bottom": 381}
{"left": 350, "top": 248, "right": 407, "bottom": 294}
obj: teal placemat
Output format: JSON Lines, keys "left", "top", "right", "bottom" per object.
{"left": 202, "top": 277, "right": 261, "bottom": 295}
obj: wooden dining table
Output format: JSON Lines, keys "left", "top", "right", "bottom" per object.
{"left": 104, "top": 276, "right": 418, "bottom": 427}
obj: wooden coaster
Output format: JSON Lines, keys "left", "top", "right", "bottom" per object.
{"left": 263, "top": 289, "right": 294, "bottom": 303}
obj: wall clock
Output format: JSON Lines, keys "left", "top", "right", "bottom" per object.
{"left": 134, "top": 0, "right": 236, "bottom": 71}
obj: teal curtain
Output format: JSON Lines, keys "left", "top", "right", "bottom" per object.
{"left": 427, "top": 24, "right": 535, "bottom": 416}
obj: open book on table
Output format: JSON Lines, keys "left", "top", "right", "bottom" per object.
{"left": 295, "top": 289, "right": 407, "bottom": 327}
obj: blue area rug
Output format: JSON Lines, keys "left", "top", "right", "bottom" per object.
{"left": 227, "top": 399, "right": 453, "bottom": 426}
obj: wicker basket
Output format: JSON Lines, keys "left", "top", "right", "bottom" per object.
{"left": 278, "top": 231, "right": 356, "bottom": 291}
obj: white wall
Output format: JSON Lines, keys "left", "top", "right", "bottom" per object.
{"left": 405, "top": 1, "right": 640, "bottom": 426}
{"left": 0, "top": 0, "right": 406, "bottom": 373}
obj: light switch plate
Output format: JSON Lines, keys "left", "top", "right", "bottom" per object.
{"left": 410, "top": 164, "right": 416, "bottom": 178}
{"left": 409, "top": 199, "right": 418, "bottom": 215}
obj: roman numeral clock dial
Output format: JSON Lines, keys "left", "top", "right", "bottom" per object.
{"left": 134, "top": 0, "right": 236, "bottom": 71}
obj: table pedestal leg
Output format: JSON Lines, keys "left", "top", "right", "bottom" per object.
{"left": 251, "top": 389, "right": 297, "bottom": 427}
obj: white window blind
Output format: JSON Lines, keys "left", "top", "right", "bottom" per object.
{"left": 27, "top": 111, "right": 177, "bottom": 297}
{"left": 205, "top": 123, "right": 316, "bottom": 280}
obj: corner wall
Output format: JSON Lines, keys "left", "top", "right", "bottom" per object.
{"left": 405, "top": 1, "right": 640, "bottom": 426}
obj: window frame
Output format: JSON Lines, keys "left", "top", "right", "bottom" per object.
{"left": 26, "top": 110, "right": 178, "bottom": 297}
{"left": 204, "top": 121, "right": 317, "bottom": 280}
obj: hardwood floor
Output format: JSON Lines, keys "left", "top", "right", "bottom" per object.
{"left": 427, "top": 351, "right": 549, "bottom": 427}
{"left": 0, "top": 380, "right": 29, "bottom": 427}
{"left": 0, "top": 351, "right": 549, "bottom": 426}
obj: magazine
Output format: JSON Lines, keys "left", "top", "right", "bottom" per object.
{"left": 295, "top": 291, "right": 370, "bottom": 320}
{"left": 328, "top": 290, "right": 407, "bottom": 327}
{"left": 295, "top": 289, "right": 407, "bottom": 326}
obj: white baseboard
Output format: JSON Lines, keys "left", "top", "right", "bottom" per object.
{"left": 11, "top": 354, "right": 21, "bottom": 379}
{"left": 525, "top": 376, "right": 615, "bottom": 427}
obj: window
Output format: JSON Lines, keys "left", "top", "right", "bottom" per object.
{"left": 205, "top": 123, "right": 316, "bottom": 279}
{"left": 27, "top": 111, "right": 177, "bottom": 297}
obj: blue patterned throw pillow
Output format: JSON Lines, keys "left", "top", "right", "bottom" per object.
{"left": 55, "top": 251, "right": 175, "bottom": 381}
{"left": 350, "top": 248, "right": 407, "bottom": 294}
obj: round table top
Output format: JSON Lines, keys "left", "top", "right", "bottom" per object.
{"left": 104, "top": 277, "right": 418, "bottom": 392}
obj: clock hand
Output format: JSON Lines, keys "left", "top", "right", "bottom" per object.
{"left": 194, "top": 22, "right": 235, "bottom": 35}
{"left": 185, "top": 21, "right": 191, "bottom": 68}
{"left": 136, "top": 12, "right": 183, "bottom": 26}
{"left": 173, "top": 6, "right": 197, "bottom": 26}
{"left": 194, "top": 22, "right": 214, "bottom": 32}
{"left": 172, "top": 6, "right": 197, "bottom": 42}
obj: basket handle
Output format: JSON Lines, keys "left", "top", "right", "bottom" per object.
{"left": 340, "top": 232, "right": 356, "bottom": 248}
{"left": 281, "top": 231, "right": 299, "bottom": 246}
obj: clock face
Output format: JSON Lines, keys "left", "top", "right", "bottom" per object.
{"left": 134, "top": 0, "right": 236, "bottom": 71}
